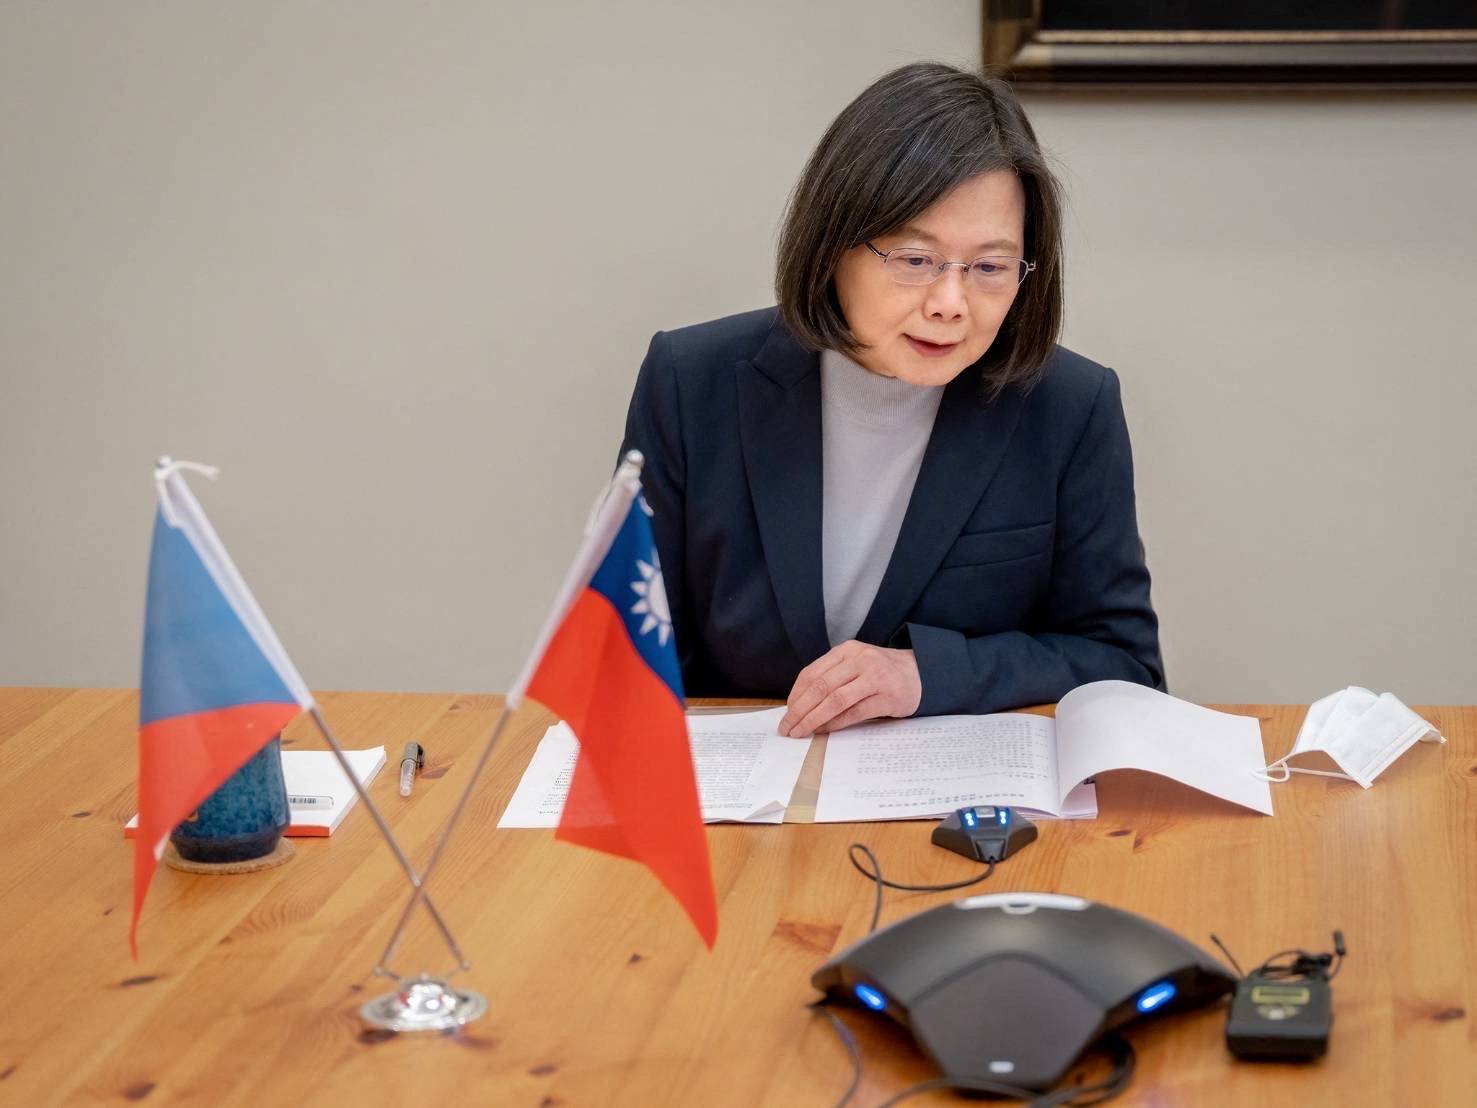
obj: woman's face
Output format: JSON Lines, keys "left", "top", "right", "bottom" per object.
{"left": 832, "top": 169, "right": 1027, "bottom": 387}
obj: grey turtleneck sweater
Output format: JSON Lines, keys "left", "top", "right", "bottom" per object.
{"left": 819, "top": 348, "right": 946, "bottom": 647}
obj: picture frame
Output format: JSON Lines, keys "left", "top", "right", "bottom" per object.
{"left": 983, "top": 1, "right": 1477, "bottom": 88}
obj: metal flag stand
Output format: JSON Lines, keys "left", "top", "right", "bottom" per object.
{"left": 355, "top": 451, "right": 648, "bottom": 1033}
{"left": 358, "top": 703, "right": 515, "bottom": 1031}
{"left": 151, "top": 456, "right": 489, "bottom": 1031}
{"left": 301, "top": 704, "right": 490, "bottom": 1032}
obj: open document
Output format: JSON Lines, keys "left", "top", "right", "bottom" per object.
{"left": 498, "top": 708, "right": 811, "bottom": 826}
{"left": 815, "top": 713, "right": 1098, "bottom": 822}
{"left": 815, "top": 681, "right": 1274, "bottom": 822}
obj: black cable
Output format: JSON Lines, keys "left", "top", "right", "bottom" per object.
{"left": 870, "top": 1032, "right": 1137, "bottom": 1107}
{"left": 814, "top": 841, "right": 999, "bottom": 1104}
{"left": 847, "top": 843, "right": 995, "bottom": 933}
{"left": 1032, "top": 1037, "right": 1137, "bottom": 1108}
{"left": 1253, "top": 946, "right": 1340, "bottom": 982}
{"left": 872, "top": 1075, "right": 1041, "bottom": 1106}
{"left": 1208, "top": 930, "right": 1346, "bottom": 982}
{"left": 1252, "top": 948, "right": 1310, "bottom": 977}
{"left": 809, "top": 1001, "right": 863, "bottom": 1108}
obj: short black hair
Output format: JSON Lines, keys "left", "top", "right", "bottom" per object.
{"left": 775, "top": 62, "right": 1064, "bottom": 398}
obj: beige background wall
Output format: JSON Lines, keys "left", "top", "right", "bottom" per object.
{"left": 3, "top": 2, "right": 1473, "bottom": 703}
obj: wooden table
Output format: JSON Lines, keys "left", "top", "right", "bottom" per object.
{"left": 0, "top": 690, "right": 1472, "bottom": 1106}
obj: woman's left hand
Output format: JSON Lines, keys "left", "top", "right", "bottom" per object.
{"left": 777, "top": 641, "right": 922, "bottom": 737}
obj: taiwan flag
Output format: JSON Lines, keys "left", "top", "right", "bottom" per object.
{"left": 508, "top": 453, "right": 717, "bottom": 947}
{"left": 132, "top": 459, "right": 313, "bottom": 955}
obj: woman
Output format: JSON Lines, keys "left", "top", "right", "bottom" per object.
{"left": 619, "top": 62, "right": 1164, "bottom": 737}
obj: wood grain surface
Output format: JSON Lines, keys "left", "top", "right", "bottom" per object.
{"left": 0, "top": 689, "right": 1472, "bottom": 1106}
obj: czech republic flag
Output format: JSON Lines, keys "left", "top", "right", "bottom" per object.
{"left": 132, "top": 460, "right": 313, "bottom": 955}
{"left": 508, "top": 452, "right": 717, "bottom": 947}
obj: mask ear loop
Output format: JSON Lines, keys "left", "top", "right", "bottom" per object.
{"left": 1251, "top": 759, "right": 1292, "bottom": 783}
{"left": 1281, "top": 765, "right": 1358, "bottom": 780}
{"left": 1252, "top": 757, "right": 1358, "bottom": 784}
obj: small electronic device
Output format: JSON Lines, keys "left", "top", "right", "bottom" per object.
{"left": 931, "top": 805, "right": 1037, "bottom": 863}
{"left": 1219, "top": 931, "right": 1344, "bottom": 1061}
{"left": 812, "top": 893, "right": 1237, "bottom": 1090}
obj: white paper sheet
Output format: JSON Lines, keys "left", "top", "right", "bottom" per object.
{"left": 686, "top": 708, "right": 813, "bottom": 821}
{"left": 124, "top": 746, "right": 386, "bottom": 837}
{"left": 496, "top": 708, "right": 811, "bottom": 827}
{"left": 1054, "top": 681, "right": 1274, "bottom": 815}
{"left": 280, "top": 747, "right": 387, "bottom": 833}
{"left": 814, "top": 713, "right": 1098, "bottom": 822}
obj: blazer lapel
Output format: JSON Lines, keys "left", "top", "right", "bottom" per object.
{"left": 737, "top": 321, "right": 831, "bottom": 666}
{"left": 855, "top": 368, "right": 1028, "bottom": 645}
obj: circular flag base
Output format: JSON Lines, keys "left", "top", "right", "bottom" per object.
{"left": 163, "top": 837, "right": 295, "bottom": 874}
{"left": 360, "top": 975, "right": 488, "bottom": 1033}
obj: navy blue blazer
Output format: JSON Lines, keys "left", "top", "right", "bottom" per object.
{"left": 619, "top": 306, "right": 1164, "bottom": 715}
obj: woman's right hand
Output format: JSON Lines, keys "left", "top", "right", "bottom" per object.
{"left": 777, "top": 640, "right": 922, "bottom": 737}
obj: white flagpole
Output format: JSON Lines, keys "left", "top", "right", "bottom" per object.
{"left": 371, "top": 452, "right": 646, "bottom": 979}
{"left": 155, "top": 459, "right": 314, "bottom": 711}
{"left": 153, "top": 459, "right": 472, "bottom": 1015}
{"left": 505, "top": 451, "right": 644, "bottom": 708}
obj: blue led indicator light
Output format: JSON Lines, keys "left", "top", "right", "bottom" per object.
{"left": 854, "top": 984, "right": 887, "bottom": 1011}
{"left": 962, "top": 809, "right": 977, "bottom": 828}
{"left": 1136, "top": 981, "right": 1177, "bottom": 1013}
{"left": 998, "top": 808, "right": 1009, "bottom": 825}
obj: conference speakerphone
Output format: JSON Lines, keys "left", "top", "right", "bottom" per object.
{"left": 812, "top": 893, "right": 1237, "bottom": 1091}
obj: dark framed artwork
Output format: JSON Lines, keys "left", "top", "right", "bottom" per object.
{"left": 983, "top": 1, "right": 1477, "bottom": 87}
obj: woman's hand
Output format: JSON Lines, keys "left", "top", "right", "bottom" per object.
{"left": 777, "top": 641, "right": 922, "bottom": 737}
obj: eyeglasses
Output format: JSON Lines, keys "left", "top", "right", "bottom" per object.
{"left": 864, "top": 242, "right": 1035, "bottom": 292}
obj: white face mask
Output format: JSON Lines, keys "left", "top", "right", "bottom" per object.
{"left": 1255, "top": 686, "right": 1445, "bottom": 788}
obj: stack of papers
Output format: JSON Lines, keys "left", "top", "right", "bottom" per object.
{"left": 496, "top": 681, "right": 1274, "bottom": 826}
{"left": 125, "top": 746, "right": 387, "bottom": 838}
{"left": 498, "top": 708, "right": 809, "bottom": 826}
{"left": 814, "top": 713, "right": 1098, "bottom": 822}
{"left": 278, "top": 747, "right": 387, "bottom": 835}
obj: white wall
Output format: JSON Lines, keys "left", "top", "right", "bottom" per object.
{"left": 1023, "top": 90, "right": 1477, "bottom": 701}
{"left": 3, "top": 3, "right": 1473, "bottom": 703}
